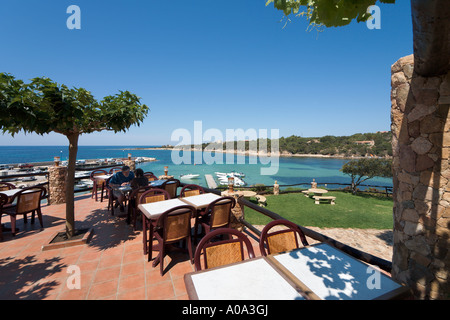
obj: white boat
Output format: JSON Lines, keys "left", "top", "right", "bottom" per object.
{"left": 180, "top": 174, "right": 200, "bottom": 179}
{"left": 75, "top": 171, "right": 91, "bottom": 178}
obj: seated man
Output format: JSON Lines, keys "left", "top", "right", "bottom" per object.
{"left": 108, "top": 165, "right": 135, "bottom": 211}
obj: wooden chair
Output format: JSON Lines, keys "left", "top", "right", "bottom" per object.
{"left": 149, "top": 205, "right": 196, "bottom": 276}
{"left": 90, "top": 169, "right": 108, "bottom": 202}
{"left": 139, "top": 188, "right": 171, "bottom": 255}
{"left": 105, "top": 177, "right": 118, "bottom": 216}
{"left": 0, "top": 193, "right": 8, "bottom": 240}
{"left": 180, "top": 184, "right": 205, "bottom": 198}
{"left": 127, "top": 185, "right": 153, "bottom": 229}
{"left": 259, "top": 219, "right": 309, "bottom": 256}
{"left": 194, "top": 196, "right": 235, "bottom": 244}
{"left": 0, "top": 182, "right": 16, "bottom": 191}
{"left": 161, "top": 178, "right": 180, "bottom": 199}
{"left": 144, "top": 172, "right": 158, "bottom": 182}
{"left": 194, "top": 228, "right": 255, "bottom": 271}
{"left": 1, "top": 186, "right": 47, "bottom": 236}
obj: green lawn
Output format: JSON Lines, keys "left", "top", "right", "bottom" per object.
{"left": 244, "top": 191, "right": 393, "bottom": 229}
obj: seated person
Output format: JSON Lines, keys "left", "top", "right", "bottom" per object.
{"left": 130, "top": 168, "right": 149, "bottom": 189}
{"left": 108, "top": 165, "right": 135, "bottom": 211}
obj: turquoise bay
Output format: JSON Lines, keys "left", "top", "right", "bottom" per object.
{"left": 0, "top": 146, "right": 393, "bottom": 189}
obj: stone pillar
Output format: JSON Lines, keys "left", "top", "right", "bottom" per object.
{"left": 123, "top": 160, "right": 136, "bottom": 172}
{"left": 273, "top": 180, "right": 279, "bottom": 195}
{"left": 48, "top": 166, "right": 67, "bottom": 205}
{"left": 391, "top": 54, "right": 450, "bottom": 299}
{"left": 221, "top": 190, "right": 245, "bottom": 231}
{"left": 158, "top": 175, "right": 174, "bottom": 180}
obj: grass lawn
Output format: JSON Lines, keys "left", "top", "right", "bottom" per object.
{"left": 244, "top": 191, "right": 394, "bottom": 229}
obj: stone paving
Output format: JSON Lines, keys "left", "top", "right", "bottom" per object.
{"left": 0, "top": 192, "right": 393, "bottom": 300}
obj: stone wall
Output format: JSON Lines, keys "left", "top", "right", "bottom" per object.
{"left": 48, "top": 166, "right": 67, "bottom": 205}
{"left": 391, "top": 54, "right": 450, "bottom": 299}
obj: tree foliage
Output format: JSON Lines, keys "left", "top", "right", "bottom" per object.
{"left": 266, "top": 0, "right": 395, "bottom": 28}
{"left": 340, "top": 158, "right": 392, "bottom": 194}
{"left": 0, "top": 74, "right": 148, "bottom": 136}
{"left": 0, "top": 73, "right": 149, "bottom": 237}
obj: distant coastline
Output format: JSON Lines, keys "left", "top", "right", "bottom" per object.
{"left": 124, "top": 146, "right": 390, "bottom": 160}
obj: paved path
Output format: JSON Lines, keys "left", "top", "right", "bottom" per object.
{"left": 256, "top": 225, "right": 393, "bottom": 262}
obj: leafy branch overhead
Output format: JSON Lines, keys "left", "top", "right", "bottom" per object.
{"left": 0, "top": 73, "right": 149, "bottom": 137}
{"left": 266, "top": 0, "right": 395, "bottom": 28}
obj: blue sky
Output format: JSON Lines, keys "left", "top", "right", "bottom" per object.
{"left": 0, "top": 0, "right": 413, "bottom": 146}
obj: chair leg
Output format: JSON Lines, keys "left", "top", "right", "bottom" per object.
{"left": 148, "top": 227, "right": 154, "bottom": 262}
{"left": 0, "top": 215, "right": 3, "bottom": 241}
{"left": 142, "top": 215, "right": 148, "bottom": 255}
{"left": 160, "top": 244, "right": 165, "bottom": 276}
{"left": 194, "top": 218, "right": 199, "bottom": 244}
{"left": 37, "top": 208, "right": 44, "bottom": 228}
{"left": 187, "top": 235, "right": 193, "bottom": 264}
{"left": 10, "top": 216, "right": 17, "bottom": 236}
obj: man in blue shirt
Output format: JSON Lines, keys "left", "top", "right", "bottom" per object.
{"left": 109, "top": 165, "right": 135, "bottom": 211}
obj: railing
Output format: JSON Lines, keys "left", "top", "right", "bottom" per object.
{"left": 197, "top": 183, "right": 393, "bottom": 273}
{"left": 215, "top": 181, "right": 393, "bottom": 197}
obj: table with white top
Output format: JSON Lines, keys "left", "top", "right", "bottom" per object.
{"left": 179, "top": 193, "right": 222, "bottom": 210}
{"left": 149, "top": 179, "right": 166, "bottom": 188}
{"left": 184, "top": 243, "right": 410, "bottom": 300}
{"left": 138, "top": 198, "right": 188, "bottom": 220}
{"left": 184, "top": 257, "right": 307, "bottom": 300}
{"left": 0, "top": 188, "right": 22, "bottom": 201}
{"left": 93, "top": 174, "right": 112, "bottom": 181}
{"left": 266, "top": 243, "right": 410, "bottom": 300}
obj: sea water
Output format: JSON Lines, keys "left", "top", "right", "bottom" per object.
{"left": 0, "top": 146, "right": 392, "bottom": 189}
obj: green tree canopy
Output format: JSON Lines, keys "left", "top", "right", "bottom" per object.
{"left": 341, "top": 158, "right": 392, "bottom": 194}
{"left": 266, "top": 0, "right": 395, "bottom": 28}
{"left": 0, "top": 73, "right": 149, "bottom": 237}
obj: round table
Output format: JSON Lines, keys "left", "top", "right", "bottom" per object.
{"left": 308, "top": 188, "right": 328, "bottom": 196}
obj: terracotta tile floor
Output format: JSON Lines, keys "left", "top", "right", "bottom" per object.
{"left": 0, "top": 193, "right": 262, "bottom": 300}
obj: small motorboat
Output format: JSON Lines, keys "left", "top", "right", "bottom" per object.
{"left": 180, "top": 174, "right": 200, "bottom": 179}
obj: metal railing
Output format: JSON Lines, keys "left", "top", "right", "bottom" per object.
{"left": 197, "top": 183, "right": 393, "bottom": 273}
{"left": 215, "top": 181, "right": 393, "bottom": 197}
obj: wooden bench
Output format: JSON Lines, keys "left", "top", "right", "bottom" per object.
{"left": 256, "top": 195, "right": 267, "bottom": 207}
{"left": 313, "top": 196, "right": 336, "bottom": 205}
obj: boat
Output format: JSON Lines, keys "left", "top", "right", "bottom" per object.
{"left": 22, "top": 176, "right": 36, "bottom": 182}
{"left": 215, "top": 174, "right": 246, "bottom": 186}
{"left": 231, "top": 171, "right": 245, "bottom": 178}
{"left": 180, "top": 174, "right": 200, "bottom": 179}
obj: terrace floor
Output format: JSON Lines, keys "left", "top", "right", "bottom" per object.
{"left": 0, "top": 193, "right": 263, "bottom": 300}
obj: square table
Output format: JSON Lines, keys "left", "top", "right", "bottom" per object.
{"left": 0, "top": 188, "right": 22, "bottom": 200}
{"left": 184, "top": 257, "right": 307, "bottom": 300}
{"left": 149, "top": 179, "right": 166, "bottom": 188}
{"left": 93, "top": 174, "right": 111, "bottom": 181}
{"left": 180, "top": 193, "right": 222, "bottom": 210}
{"left": 267, "top": 243, "right": 410, "bottom": 300}
{"left": 138, "top": 198, "right": 188, "bottom": 220}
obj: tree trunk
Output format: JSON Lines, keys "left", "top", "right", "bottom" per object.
{"left": 65, "top": 133, "right": 79, "bottom": 238}
{"left": 411, "top": 0, "right": 450, "bottom": 76}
